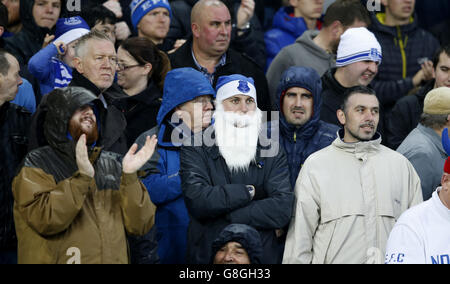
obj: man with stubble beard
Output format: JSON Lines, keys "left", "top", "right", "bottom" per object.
{"left": 283, "top": 86, "right": 423, "bottom": 264}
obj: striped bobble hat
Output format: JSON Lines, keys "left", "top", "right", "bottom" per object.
{"left": 336, "top": 27, "right": 382, "bottom": 67}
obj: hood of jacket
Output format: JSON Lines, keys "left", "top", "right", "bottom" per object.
{"left": 156, "top": 67, "right": 215, "bottom": 126}
{"left": 271, "top": 6, "right": 308, "bottom": 39}
{"left": 43, "top": 87, "right": 98, "bottom": 158}
{"left": 370, "top": 12, "right": 418, "bottom": 37}
{"left": 276, "top": 66, "right": 323, "bottom": 142}
{"left": 20, "top": 0, "right": 66, "bottom": 42}
{"left": 211, "top": 224, "right": 263, "bottom": 264}
{"left": 155, "top": 67, "right": 215, "bottom": 148}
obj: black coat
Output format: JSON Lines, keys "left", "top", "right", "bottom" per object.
{"left": 115, "top": 81, "right": 162, "bottom": 148}
{"left": 179, "top": 136, "right": 294, "bottom": 264}
{"left": 0, "top": 102, "right": 31, "bottom": 251}
{"left": 166, "top": 0, "right": 267, "bottom": 69}
{"left": 169, "top": 37, "right": 271, "bottom": 112}
{"left": 385, "top": 80, "right": 435, "bottom": 150}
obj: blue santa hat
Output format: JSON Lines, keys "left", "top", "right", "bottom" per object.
{"left": 130, "top": 0, "right": 172, "bottom": 30}
{"left": 54, "top": 16, "right": 90, "bottom": 45}
{"left": 216, "top": 74, "right": 257, "bottom": 104}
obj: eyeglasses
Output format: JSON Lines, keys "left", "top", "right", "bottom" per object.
{"left": 117, "top": 63, "right": 143, "bottom": 71}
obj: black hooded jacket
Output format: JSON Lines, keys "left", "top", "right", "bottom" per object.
{"left": 0, "top": 102, "right": 31, "bottom": 251}
{"left": 4, "top": 0, "right": 66, "bottom": 67}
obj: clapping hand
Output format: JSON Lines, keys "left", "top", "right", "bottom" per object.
{"left": 76, "top": 134, "right": 95, "bottom": 178}
{"left": 122, "top": 135, "right": 158, "bottom": 174}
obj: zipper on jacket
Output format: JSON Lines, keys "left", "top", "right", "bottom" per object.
{"left": 396, "top": 26, "right": 408, "bottom": 79}
{"left": 293, "top": 132, "right": 297, "bottom": 143}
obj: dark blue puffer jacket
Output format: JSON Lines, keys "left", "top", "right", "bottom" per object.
{"left": 264, "top": 7, "right": 319, "bottom": 71}
{"left": 276, "top": 67, "right": 339, "bottom": 188}
{"left": 137, "top": 67, "right": 215, "bottom": 264}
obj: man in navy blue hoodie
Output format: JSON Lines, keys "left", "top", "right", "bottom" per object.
{"left": 276, "top": 66, "right": 339, "bottom": 188}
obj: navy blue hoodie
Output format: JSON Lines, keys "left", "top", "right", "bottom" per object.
{"left": 276, "top": 66, "right": 339, "bottom": 188}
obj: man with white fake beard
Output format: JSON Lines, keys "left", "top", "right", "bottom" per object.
{"left": 180, "top": 74, "right": 294, "bottom": 264}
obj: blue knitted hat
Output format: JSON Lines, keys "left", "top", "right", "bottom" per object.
{"left": 130, "top": 0, "right": 172, "bottom": 30}
{"left": 54, "top": 16, "right": 90, "bottom": 45}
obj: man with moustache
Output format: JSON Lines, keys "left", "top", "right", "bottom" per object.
{"left": 29, "top": 30, "right": 129, "bottom": 155}
{"left": 320, "top": 27, "right": 382, "bottom": 128}
{"left": 179, "top": 74, "right": 294, "bottom": 264}
{"left": 283, "top": 86, "right": 423, "bottom": 264}
{"left": 12, "top": 87, "right": 157, "bottom": 264}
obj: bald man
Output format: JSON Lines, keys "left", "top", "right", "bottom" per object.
{"left": 168, "top": 0, "right": 272, "bottom": 113}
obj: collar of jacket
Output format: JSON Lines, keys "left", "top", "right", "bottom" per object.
{"left": 70, "top": 70, "right": 127, "bottom": 105}
{"left": 70, "top": 70, "right": 103, "bottom": 96}
{"left": 175, "top": 36, "right": 233, "bottom": 73}
{"left": 372, "top": 12, "right": 418, "bottom": 36}
{"left": 417, "top": 123, "right": 446, "bottom": 155}
{"left": 119, "top": 80, "right": 162, "bottom": 108}
{"left": 416, "top": 80, "right": 436, "bottom": 101}
{"left": 333, "top": 128, "right": 382, "bottom": 159}
{"left": 0, "top": 101, "right": 9, "bottom": 124}
{"left": 323, "top": 68, "right": 347, "bottom": 95}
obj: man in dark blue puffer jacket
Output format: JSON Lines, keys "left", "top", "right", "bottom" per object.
{"left": 275, "top": 66, "right": 339, "bottom": 188}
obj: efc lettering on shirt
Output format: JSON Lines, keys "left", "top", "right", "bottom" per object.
{"left": 385, "top": 253, "right": 405, "bottom": 264}
{"left": 431, "top": 255, "right": 450, "bottom": 264}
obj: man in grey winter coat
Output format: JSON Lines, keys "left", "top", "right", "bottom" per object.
{"left": 397, "top": 87, "right": 450, "bottom": 201}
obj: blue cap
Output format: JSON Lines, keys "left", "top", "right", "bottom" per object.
{"left": 130, "top": 0, "right": 172, "bottom": 30}
{"left": 54, "top": 16, "right": 90, "bottom": 45}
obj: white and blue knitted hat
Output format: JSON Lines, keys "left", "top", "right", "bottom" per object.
{"left": 336, "top": 27, "right": 382, "bottom": 67}
{"left": 216, "top": 75, "right": 257, "bottom": 104}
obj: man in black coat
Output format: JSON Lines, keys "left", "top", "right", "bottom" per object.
{"left": 385, "top": 45, "right": 450, "bottom": 150}
{"left": 167, "top": 0, "right": 266, "bottom": 69}
{"left": 179, "top": 74, "right": 293, "bottom": 264}
{"left": 168, "top": 0, "right": 271, "bottom": 112}
{"left": 29, "top": 30, "right": 128, "bottom": 155}
{"left": 0, "top": 50, "right": 31, "bottom": 264}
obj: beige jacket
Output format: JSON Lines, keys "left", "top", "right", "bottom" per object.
{"left": 283, "top": 135, "right": 423, "bottom": 264}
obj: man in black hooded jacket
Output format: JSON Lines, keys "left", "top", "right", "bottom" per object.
{"left": 0, "top": 50, "right": 30, "bottom": 264}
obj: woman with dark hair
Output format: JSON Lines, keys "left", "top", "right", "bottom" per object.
{"left": 117, "top": 36, "right": 171, "bottom": 147}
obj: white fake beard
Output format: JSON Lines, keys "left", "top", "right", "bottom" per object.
{"left": 213, "top": 103, "right": 262, "bottom": 173}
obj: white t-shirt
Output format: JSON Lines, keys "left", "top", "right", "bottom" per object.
{"left": 385, "top": 188, "right": 450, "bottom": 264}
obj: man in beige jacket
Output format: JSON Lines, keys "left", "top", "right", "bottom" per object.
{"left": 13, "top": 87, "right": 157, "bottom": 264}
{"left": 283, "top": 86, "right": 423, "bottom": 264}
